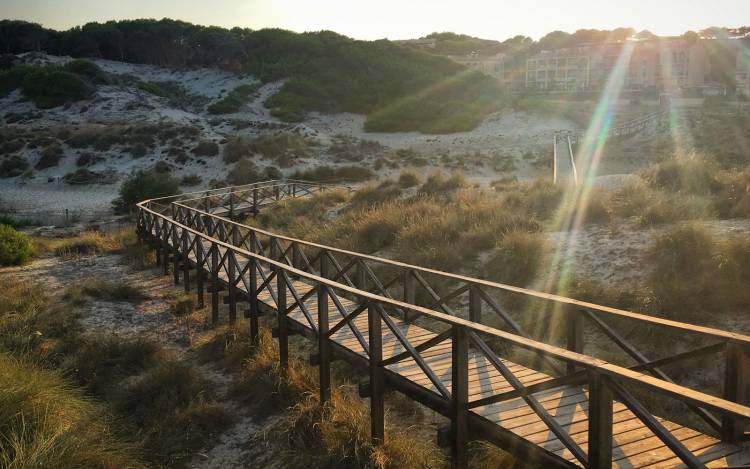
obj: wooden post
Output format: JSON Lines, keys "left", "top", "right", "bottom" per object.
{"left": 162, "top": 224, "right": 170, "bottom": 276}
{"left": 277, "top": 265, "right": 288, "bottom": 373}
{"left": 228, "top": 250, "right": 237, "bottom": 324}
{"left": 368, "top": 303, "right": 385, "bottom": 446}
{"left": 318, "top": 256, "right": 331, "bottom": 404}
{"left": 182, "top": 230, "right": 190, "bottom": 293}
{"left": 588, "top": 370, "right": 613, "bottom": 469}
{"left": 229, "top": 192, "right": 235, "bottom": 220}
{"left": 154, "top": 222, "right": 162, "bottom": 266}
{"left": 171, "top": 224, "right": 180, "bottom": 285}
{"left": 451, "top": 325, "right": 469, "bottom": 469}
{"left": 292, "top": 243, "right": 301, "bottom": 272}
{"left": 211, "top": 244, "right": 219, "bottom": 324}
{"left": 468, "top": 285, "right": 482, "bottom": 323}
{"left": 567, "top": 312, "right": 584, "bottom": 375}
{"left": 252, "top": 188, "right": 258, "bottom": 214}
{"left": 249, "top": 257, "right": 259, "bottom": 346}
{"left": 722, "top": 343, "right": 748, "bottom": 443}
{"left": 403, "top": 269, "right": 415, "bottom": 322}
{"left": 196, "top": 241, "right": 205, "bottom": 308}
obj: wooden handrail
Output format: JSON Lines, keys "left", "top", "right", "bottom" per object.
{"left": 136, "top": 199, "right": 750, "bottom": 422}
{"left": 162, "top": 193, "right": 750, "bottom": 347}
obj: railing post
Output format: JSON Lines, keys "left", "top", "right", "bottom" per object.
{"left": 722, "top": 343, "right": 748, "bottom": 443}
{"left": 588, "top": 370, "right": 613, "bottom": 469}
{"left": 154, "top": 220, "right": 162, "bottom": 266}
{"left": 196, "top": 239, "right": 204, "bottom": 308}
{"left": 248, "top": 256, "right": 259, "bottom": 346}
{"left": 318, "top": 255, "right": 331, "bottom": 404}
{"left": 211, "top": 244, "right": 219, "bottom": 325}
{"left": 162, "top": 222, "right": 170, "bottom": 276}
{"left": 292, "top": 183, "right": 297, "bottom": 198}
{"left": 468, "top": 285, "right": 482, "bottom": 323}
{"left": 451, "top": 325, "right": 469, "bottom": 469}
{"left": 229, "top": 192, "right": 235, "bottom": 220}
{"left": 228, "top": 250, "right": 237, "bottom": 324}
{"left": 252, "top": 188, "right": 258, "bottom": 215}
{"left": 403, "top": 269, "right": 415, "bottom": 322}
{"left": 355, "top": 261, "right": 367, "bottom": 291}
{"left": 182, "top": 229, "right": 190, "bottom": 293}
{"left": 368, "top": 302, "right": 385, "bottom": 446}
{"left": 171, "top": 224, "right": 180, "bottom": 285}
{"left": 277, "top": 263, "right": 288, "bottom": 373}
{"left": 567, "top": 311, "right": 584, "bottom": 375}
{"left": 292, "top": 243, "right": 301, "bottom": 272}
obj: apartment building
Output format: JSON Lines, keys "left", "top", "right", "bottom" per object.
{"left": 525, "top": 38, "right": 709, "bottom": 92}
{"left": 448, "top": 52, "right": 526, "bottom": 89}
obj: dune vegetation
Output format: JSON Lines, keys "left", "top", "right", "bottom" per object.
{"left": 0, "top": 19, "right": 505, "bottom": 133}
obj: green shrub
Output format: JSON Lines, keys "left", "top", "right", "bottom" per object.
{"left": 0, "top": 155, "right": 29, "bottom": 177}
{"left": 643, "top": 155, "right": 720, "bottom": 195}
{"left": 0, "top": 355, "right": 139, "bottom": 468}
{"left": 191, "top": 140, "right": 219, "bottom": 157}
{"left": 35, "top": 144, "right": 63, "bottom": 169}
{"left": 112, "top": 169, "right": 180, "bottom": 214}
{"left": 207, "top": 83, "right": 260, "bottom": 114}
{"left": 483, "top": 230, "right": 547, "bottom": 286}
{"left": 21, "top": 68, "right": 90, "bottom": 108}
{"left": 63, "top": 59, "right": 107, "bottom": 83}
{"left": 646, "top": 224, "right": 750, "bottom": 318}
{"left": 226, "top": 159, "right": 260, "bottom": 185}
{"left": 222, "top": 136, "right": 253, "bottom": 163}
{"left": 0, "top": 224, "right": 32, "bottom": 266}
{"left": 180, "top": 174, "right": 202, "bottom": 186}
{"left": 397, "top": 169, "right": 422, "bottom": 188}
{"left": 419, "top": 171, "right": 466, "bottom": 194}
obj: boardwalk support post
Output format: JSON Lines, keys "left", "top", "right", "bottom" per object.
{"left": 469, "top": 285, "right": 482, "bottom": 323}
{"left": 248, "top": 256, "right": 259, "bottom": 345}
{"left": 368, "top": 303, "right": 385, "bottom": 446}
{"left": 211, "top": 243, "right": 219, "bottom": 324}
{"left": 722, "top": 343, "right": 748, "bottom": 443}
{"left": 171, "top": 223, "right": 180, "bottom": 285}
{"left": 588, "top": 370, "right": 613, "bottom": 469}
{"left": 318, "top": 256, "right": 331, "bottom": 404}
{"left": 451, "top": 325, "right": 469, "bottom": 469}
{"left": 275, "top": 242, "right": 289, "bottom": 373}
{"left": 182, "top": 229, "right": 190, "bottom": 293}
{"left": 196, "top": 239, "right": 205, "bottom": 308}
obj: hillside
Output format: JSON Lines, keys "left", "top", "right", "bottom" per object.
{"left": 0, "top": 19, "right": 505, "bottom": 133}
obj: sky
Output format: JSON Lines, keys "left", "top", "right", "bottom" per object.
{"left": 3, "top": 0, "right": 750, "bottom": 41}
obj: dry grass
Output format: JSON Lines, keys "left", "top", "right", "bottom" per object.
{"left": 226, "top": 326, "right": 446, "bottom": 468}
{"left": 32, "top": 227, "right": 135, "bottom": 259}
{"left": 483, "top": 230, "right": 548, "bottom": 286}
{"left": 0, "top": 354, "right": 143, "bottom": 468}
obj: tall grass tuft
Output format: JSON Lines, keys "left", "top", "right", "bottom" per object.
{"left": 0, "top": 354, "right": 142, "bottom": 468}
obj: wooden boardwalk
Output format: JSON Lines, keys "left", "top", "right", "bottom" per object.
{"left": 137, "top": 181, "right": 750, "bottom": 469}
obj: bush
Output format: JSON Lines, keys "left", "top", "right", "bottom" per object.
{"left": 63, "top": 59, "right": 107, "bottom": 83}
{"left": 207, "top": 83, "right": 260, "bottom": 114}
{"left": 483, "top": 230, "right": 547, "bottom": 286}
{"left": 397, "top": 169, "right": 422, "bottom": 188}
{"left": 226, "top": 159, "right": 260, "bottom": 185}
{"left": 35, "top": 144, "right": 63, "bottom": 169}
{"left": 643, "top": 155, "right": 720, "bottom": 195}
{"left": 0, "top": 355, "right": 138, "bottom": 468}
{"left": 180, "top": 174, "right": 202, "bottom": 186}
{"left": 222, "top": 136, "right": 253, "bottom": 163}
{"left": 0, "top": 224, "right": 32, "bottom": 265}
{"left": 290, "top": 165, "right": 373, "bottom": 183}
{"left": 0, "top": 155, "right": 29, "bottom": 177}
{"left": 21, "top": 68, "right": 90, "bottom": 108}
{"left": 112, "top": 169, "right": 180, "bottom": 214}
{"left": 191, "top": 140, "right": 219, "bottom": 157}
{"left": 419, "top": 171, "right": 466, "bottom": 194}
{"left": 646, "top": 224, "right": 750, "bottom": 318}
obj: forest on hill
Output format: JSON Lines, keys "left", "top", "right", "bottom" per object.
{"left": 0, "top": 19, "right": 504, "bottom": 133}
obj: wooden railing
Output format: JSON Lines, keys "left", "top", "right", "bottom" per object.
{"left": 136, "top": 181, "right": 750, "bottom": 468}
{"left": 561, "top": 111, "right": 667, "bottom": 145}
